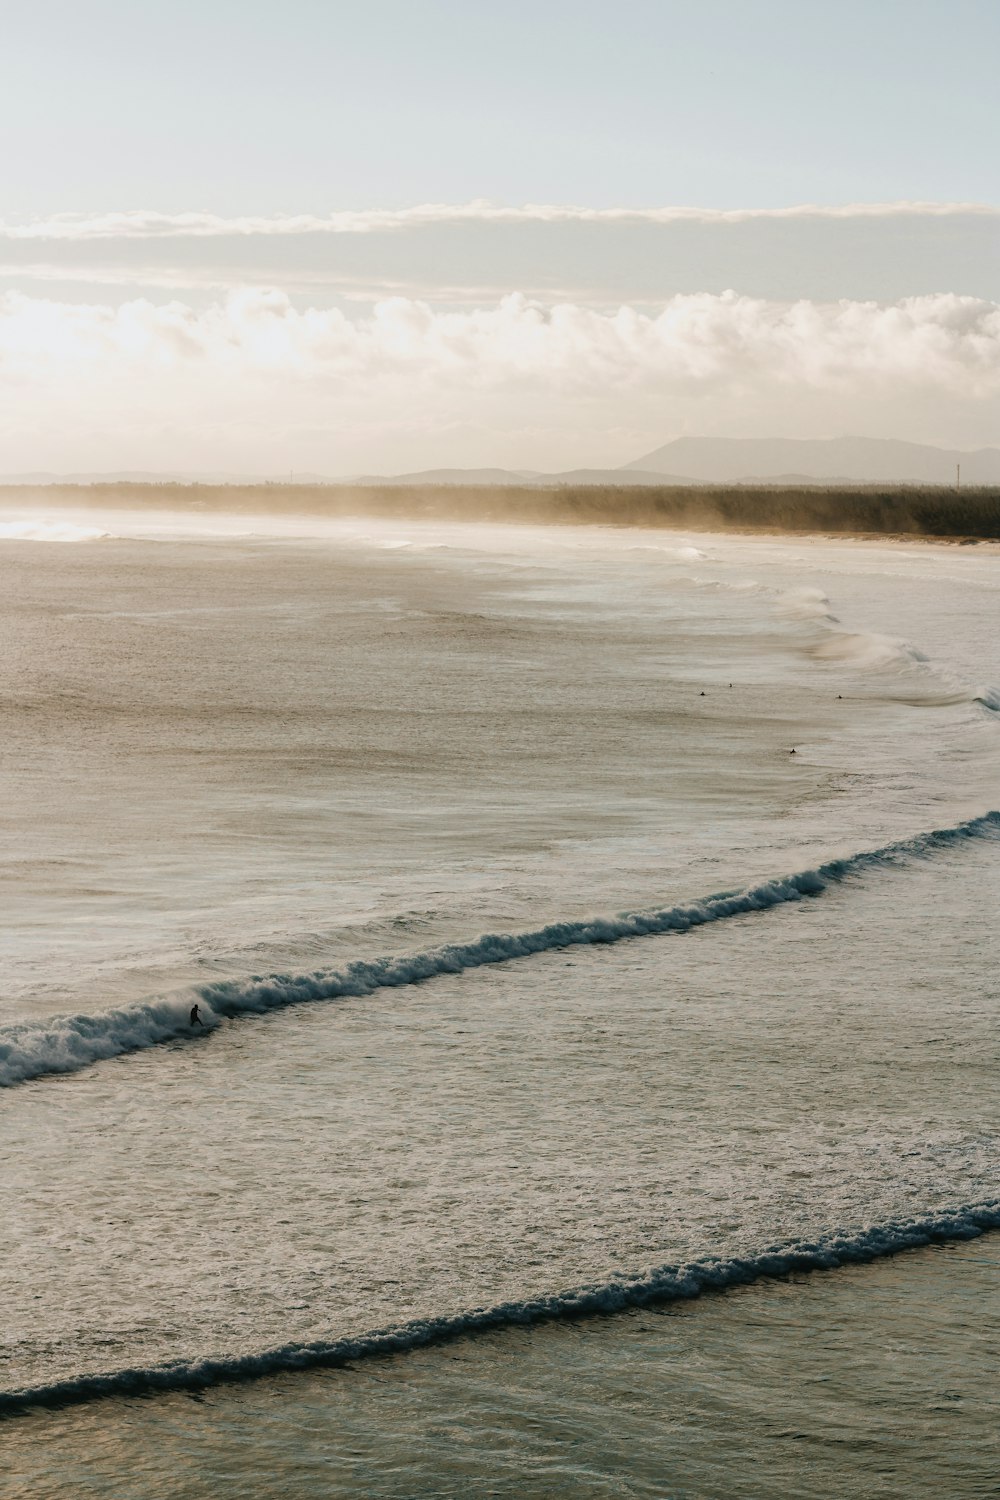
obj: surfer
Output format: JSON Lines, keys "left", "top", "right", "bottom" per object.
{"left": 190, "top": 1003, "right": 203, "bottom": 1027}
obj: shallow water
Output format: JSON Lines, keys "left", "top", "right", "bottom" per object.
{"left": 6, "top": 1239, "right": 998, "bottom": 1499}
{"left": 2, "top": 511, "right": 998, "bottom": 1493}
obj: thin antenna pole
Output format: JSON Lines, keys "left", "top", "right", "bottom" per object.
{"left": 956, "top": 463, "right": 960, "bottom": 493}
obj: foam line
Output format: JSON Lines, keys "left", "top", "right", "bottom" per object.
{"left": 0, "top": 519, "right": 112, "bottom": 543}
{"left": 2, "top": 1198, "right": 997, "bottom": 1416}
{"left": 3, "top": 810, "right": 998, "bottom": 1090}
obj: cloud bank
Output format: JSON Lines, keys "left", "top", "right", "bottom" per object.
{"left": 1, "top": 288, "right": 996, "bottom": 472}
{"left": 2, "top": 288, "right": 997, "bottom": 391}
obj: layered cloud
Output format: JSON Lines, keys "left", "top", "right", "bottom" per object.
{"left": 2, "top": 287, "right": 997, "bottom": 392}
{"left": 0, "top": 286, "right": 996, "bottom": 472}
{"left": 3, "top": 201, "right": 997, "bottom": 242}
{"left": 0, "top": 201, "right": 994, "bottom": 310}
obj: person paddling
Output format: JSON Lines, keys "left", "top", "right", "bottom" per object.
{"left": 190, "top": 1003, "right": 204, "bottom": 1027}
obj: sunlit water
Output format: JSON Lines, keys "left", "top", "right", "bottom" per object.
{"left": 2, "top": 509, "right": 998, "bottom": 1495}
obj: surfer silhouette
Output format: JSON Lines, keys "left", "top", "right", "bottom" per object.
{"left": 190, "top": 1004, "right": 203, "bottom": 1027}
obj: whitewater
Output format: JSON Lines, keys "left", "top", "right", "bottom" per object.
{"left": 3, "top": 808, "right": 998, "bottom": 1089}
{"left": 2, "top": 509, "right": 999, "bottom": 1496}
{"left": 3, "top": 1197, "right": 998, "bottom": 1415}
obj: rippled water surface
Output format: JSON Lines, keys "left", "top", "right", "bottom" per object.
{"left": 7, "top": 1239, "right": 998, "bottom": 1499}
{"left": 2, "top": 510, "right": 998, "bottom": 1495}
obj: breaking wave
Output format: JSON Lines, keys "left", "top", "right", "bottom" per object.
{"left": 1, "top": 1197, "right": 997, "bottom": 1416}
{"left": 628, "top": 543, "right": 707, "bottom": 560}
{"left": 772, "top": 586, "right": 931, "bottom": 669}
{"left": 772, "top": 585, "right": 1000, "bottom": 705}
{"left": 2, "top": 811, "right": 998, "bottom": 1091}
{"left": 774, "top": 584, "right": 838, "bottom": 621}
{"left": 0, "top": 519, "right": 112, "bottom": 543}
{"left": 810, "top": 630, "right": 929, "bottom": 670}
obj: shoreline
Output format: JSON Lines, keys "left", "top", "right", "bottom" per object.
{"left": 2, "top": 481, "right": 1000, "bottom": 548}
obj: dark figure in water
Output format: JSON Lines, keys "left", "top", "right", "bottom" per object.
{"left": 190, "top": 1004, "right": 203, "bottom": 1027}
{"left": 789, "top": 748, "right": 797, "bottom": 755}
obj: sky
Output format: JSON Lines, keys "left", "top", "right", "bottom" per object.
{"left": 1, "top": 0, "right": 998, "bottom": 474}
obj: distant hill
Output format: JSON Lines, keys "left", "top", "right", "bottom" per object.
{"left": 539, "top": 467, "right": 690, "bottom": 486}
{"left": 735, "top": 472, "right": 857, "bottom": 486}
{"left": 355, "top": 466, "right": 690, "bottom": 487}
{"left": 625, "top": 436, "right": 1000, "bottom": 485}
{"left": 352, "top": 443, "right": 1000, "bottom": 486}
{"left": 4, "top": 439, "right": 999, "bottom": 490}
{"left": 355, "top": 467, "right": 541, "bottom": 486}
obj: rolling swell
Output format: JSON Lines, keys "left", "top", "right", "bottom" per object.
{"left": 3, "top": 809, "right": 998, "bottom": 1091}
{"left": 2, "top": 1198, "right": 998, "bottom": 1416}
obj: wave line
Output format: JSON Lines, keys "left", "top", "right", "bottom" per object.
{"left": 2, "top": 1198, "right": 997, "bottom": 1416}
{"left": 3, "top": 810, "right": 998, "bottom": 1090}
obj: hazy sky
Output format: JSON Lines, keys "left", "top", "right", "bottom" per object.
{"left": 1, "top": 0, "right": 997, "bottom": 473}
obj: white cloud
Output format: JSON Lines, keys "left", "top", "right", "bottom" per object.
{"left": 2, "top": 288, "right": 996, "bottom": 391}
{"left": 0, "top": 260, "right": 601, "bottom": 304}
{"left": 1, "top": 201, "right": 996, "bottom": 241}
{"left": 0, "top": 288, "right": 996, "bottom": 471}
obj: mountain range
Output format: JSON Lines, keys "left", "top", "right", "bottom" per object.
{"left": 624, "top": 436, "right": 1000, "bottom": 485}
{"left": 2, "top": 437, "right": 998, "bottom": 488}
{"left": 369, "top": 439, "right": 999, "bottom": 487}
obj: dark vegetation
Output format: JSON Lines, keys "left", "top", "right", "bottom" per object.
{"left": 7, "top": 482, "right": 1000, "bottom": 540}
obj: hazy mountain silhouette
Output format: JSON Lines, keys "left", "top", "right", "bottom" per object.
{"left": 625, "top": 436, "right": 1000, "bottom": 484}
{"left": 355, "top": 467, "right": 541, "bottom": 486}
{"left": 356, "top": 466, "right": 683, "bottom": 487}
{"left": 4, "top": 439, "right": 998, "bottom": 490}
{"left": 541, "top": 468, "right": 689, "bottom": 486}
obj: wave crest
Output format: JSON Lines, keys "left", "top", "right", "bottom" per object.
{"left": 0, "top": 519, "right": 112, "bottom": 542}
{"left": 2, "top": 1197, "right": 997, "bottom": 1415}
{"left": 2, "top": 810, "right": 998, "bottom": 1091}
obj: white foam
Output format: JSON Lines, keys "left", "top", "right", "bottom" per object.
{"left": 1, "top": 1197, "right": 996, "bottom": 1414}
{"left": 810, "top": 630, "right": 928, "bottom": 669}
{"left": 771, "top": 584, "right": 937, "bottom": 672}
{"left": 775, "top": 585, "right": 836, "bottom": 620}
{"left": 0, "top": 997, "right": 214, "bottom": 1088}
{"left": 2, "top": 811, "right": 997, "bottom": 1091}
{"left": 0, "top": 519, "right": 112, "bottom": 543}
{"left": 627, "top": 543, "right": 707, "bottom": 560}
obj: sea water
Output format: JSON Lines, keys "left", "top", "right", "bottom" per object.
{"left": 1, "top": 511, "right": 998, "bottom": 1496}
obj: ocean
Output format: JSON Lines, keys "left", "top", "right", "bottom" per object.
{"left": 2, "top": 508, "right": 998, "bottom": 1497}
